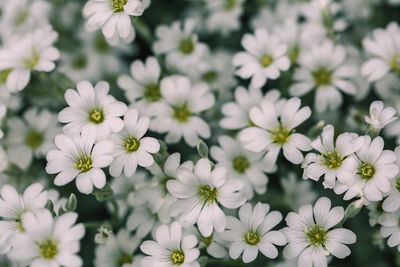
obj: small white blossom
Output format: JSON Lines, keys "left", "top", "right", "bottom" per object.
{"left": 109, "top": 108, "right": 160, "bottom": 177}
{"left": 149, "top": 75, "right": 215, "bottom": 147}
{"left": 140, "top": 222, "right": 200, "bottom": 267}
{"left": 83, "top": 0, "right": 145, "bottom": 44}
{"left": 46, "top": 127, "right": 114, "bottom": 194}
{"left": 9, "top": 210, "right": 85, "bottom": 267}
{"left": 222, "top": 202, "right": 287, "bottom": 263}
{"left": 283, "top": 197, "right": 356, "bottom": 267}
{"left": 302, "top": 124, "right": 364, "bottom": 189}
{"left": 239, "top": 97, "right": 311, "bottom": 168}
{"left": 58, "top": 80, "right": 127, "bottom": 140}
{"left": 167, "top": 158, "right": 246, "bottom": 237}
{"left": 233, "top": 28, "right": 290, "bottom": 88}
{"left": 365, "top": 100, "right": 397, "bottom": 131}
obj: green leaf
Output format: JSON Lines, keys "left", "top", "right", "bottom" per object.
{"left": 92, "top": 184, "right": 114, "bottom": 202}
{"left": 197, "top": 139, "right": 209, "bottom": 158}
{"left": 65, "top": 193, "right": 77, "bottom": 211}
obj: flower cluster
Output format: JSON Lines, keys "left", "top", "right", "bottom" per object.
{"left": 0, "top": 0, "right": 400, "bottom": 267}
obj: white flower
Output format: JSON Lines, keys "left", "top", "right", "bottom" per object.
{"left": 281, "top": 173, "right": 317, "bottom": 211}
{"left": 9, "top": 210, "right": 85, "bottom": 267}
{"left": 210, "top": 135, "right": 271, "bottom": 200}
{"left": 239, "top": 97, "right": 311, "bottom": 168}
{"left": 6, "top": 108, "right": 59, "bottom": 170}
{"left": 190, "top": 51, "right": 236, "bottom": 94}
{"left": 109, "top": 171, "right": 149, "bottom": 219}
{"left": 361, "top": 22, "right": 400, "bottom": 82}
{"left": 167, "top": 158, "right": 246, "bottom": 237}
{"left": 140, "top": 222, "right": 200, "bottom": 267}
{"left": 340, "top": 136, "right": 398, "bottom": 202}
{"left": 233, "top": 28, "right": 290, "bottom": 88}
{"left": 0, "top": 0, "right": 51, "bottom": 40}
{"left": 109, "top": 108, "right": 160, "bottom": 177}
{"left": 95, "top": 229, "right": 142, "bottom": 267}
{"left": 0, "top": 183, "right": 47, "bottom": 245}
{"left": 153, "top": 20, "right": 208, "bottom": 74}
{"left": 382, "top": 147, "right": 400, "bottom": 212}
{"left": 143, "top": 152, "right": 193, "bottom": 223}
{"left": 58, "top": 80, "right": 127, "bottom": 140}
{"left": 126, "top": 205, "right": 159, "bottom": 238}
{"left": 194, "top": 229, "right": 227, "bottom": 259}
{"left": 46, "top": 127, "right": 114, "bottom": 194}
{"left": 117, "top": 57, "right": 162, "bottom": 117}
{"left": 149, "top": 75, "right": 215, "bottom": 147}
{"left": 83, "top": 0, "right": 144, "bottom": 44}
{"left": 0, "top": 26, "right": 59, "bottom": 92}
{"left": 222, "top": 202, "right": 286, "bottom": 263}
{"left": 302, "top": 124, "right": 364, "bottom": 189}
{"left": 378, "top": 209, "right": 400, "bottom": 252}
{"left": 220, "top": 87, "right": 281, "bottom": 130}
{"left": 283, "top": 197, "right": 356, "bottom": 267}
{"left": 204, "top": 0, "right": 246, "bottom": 35}
{"left": 289, "top": 40, "right": 357, "bottom": 113}
{"left": 365, "top": 100, "right": 397, "bottom": 131}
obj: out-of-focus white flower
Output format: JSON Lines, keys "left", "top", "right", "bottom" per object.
{"left": 117, "top": 57, "right": 162, "bottom": 117}
{"left": 220, "top": 87, "right": 281, "bottom": 131}
{"left": 204, "top": 0, "right": 246, "bottom": 35}
{"left": 281, "top": 173, "right": 317, "bottom": 211}
{"left": 149, "top": 75, "right": 215, "bottom": 147}
{"left": 289, "top": 40, "right": 357, "bottom": 113}
{"left": 210, "top": 135, "right": 271, "bottom": 200}
{"left": 46, "top": 127, "right": 114, "bottom": 194}
{"left": 6, "top": 108, "right": 59, "bottom": 170}
{"left": 365, "top": 101, "right": 397, "bottom": 131}
{"left": 302, "top": 125, "right": 364, "bottom": 189}
{"left": 58, "top": 80, "right": 127, "bottom": 140}
{"left": 95, "top": 229, "right": 142, "bottom": 267}
{"left": 109, "top": 108, "right": 160, "bottom": 177}
{"left": 239, "top": 97, "right": 311, "bottom": 168}
{"left": 378, "top": 209, "right": 400, "bottom": 252}
{"left": 9, "top": 210, "right": 85, "bottom": 267}
{"left": 0, "top": 26, "right": 59, "bottom": 92}
{"left": 283, "top": 197, "right": 356, "bottom": 267}
{"left": 0, "top": 183, "right": 48, "bottom": 251}
{"left": 83, "top": 0, "right": 145, "bottom": 44}
{"left": 339, "top": 136, "right": 398, "bottom": 202}
{"left": 362, "top": 22, "right": 400, "bottom": 82}
{"left": 167, "top": 158, "right": 246, "bottom": 237}
{"left": 233, "top": 28, "right": 290, "bottom": 88}
{"left": 140, "top": 222, "right": 200, "bottom": 267}
{"left": 0, "top": 0, "right": 51, "bottom": 40}
{"left": 143, "top": 153, "right": 192, "bottom": 223}
{"left": 153, "top": 20, "right": 208, "bottom": 74}
{"left": 382, "top": 147, "right": 400, "bottom": 212}
{"left": 222, "top": 202, "right": 286, "bottom": 263}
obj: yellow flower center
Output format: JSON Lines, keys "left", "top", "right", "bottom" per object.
{"left": 24, "top": 50, "right": 40, "bottom": 69}
{"left": 38, "top": 239, "right": 58, "bottom": 260}
{"left": 322, "top": 151, "right": 342, "bottom": 169}
{"left": 89, "top": 108, "right": 105, "bottom": 124}
{"left": 144, "top": 84, "right": 161, "bottom": 102}
{"left": 116, "top": 253, "right": 133, "bottom": 266}
{"left": 111, "top": 0, "right": 127, "bottom": 12}
{"left": 271, "top": 125, "right": 291, "bottom": 145}
{"left": 0, "top": 69, "right": 11, "bottom": 85}
{"left": 74, "top": 154, "right": 93, "bottom": 172}
{"left": 358, "top": 162, "right": 375, "bottom": 180}
{"left": 124, "top": 136, "right": 140, "bottom": 152}
{"left": 244, "top": 230, "right": 260, "bottom": 245}
{"left": 232, "top": 156, "right": 250, "bottom": 173}
{"left": 198, "top": 185, "right": 218, "bottom": 204}
{"left": 260, "top": 54, "right": 274, "bottom": 67}
{"left": 312, "top": 67, "right": 332, "bottom": 86}
{"left": 224, "top": 0, "right": 237, "bottom": 10}
{"left": 306, "top": 225, "right": 327, "bottom": 246}
{"left": 179, "top": 38, "right": 194, "bottom": 54}
{"left": 173, "top": 104, "right": 191, "bottom": 123}
{"left": 170, "top": 250, "right": 185, "bottom": 265}
{"left": 25, "top": 129, "right": 44, "bottom": 149}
